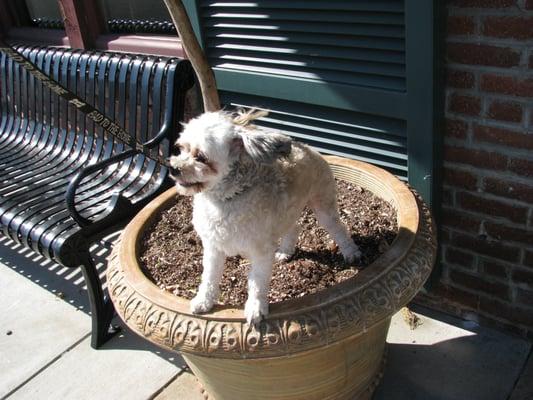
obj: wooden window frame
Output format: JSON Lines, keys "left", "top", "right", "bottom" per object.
{"left": 0, "top": 0, "right": 185, "bottom": 57}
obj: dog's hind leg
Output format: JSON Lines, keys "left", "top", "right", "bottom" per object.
{"left": 309, "top": 191, "right": 361, "bottom": 264}
{"left": 275, "top": 223, "right": 301, "bottom": 262}
{"left": 190, "top": 245, "right": 225, "bottom": 314}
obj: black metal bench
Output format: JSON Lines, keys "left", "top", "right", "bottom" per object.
{"left": 0, "top": 45, "right": 194, "bottom": 348}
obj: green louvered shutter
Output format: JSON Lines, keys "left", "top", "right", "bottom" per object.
{"left": 183, "top": 0, "right": 436, "bottom": 205}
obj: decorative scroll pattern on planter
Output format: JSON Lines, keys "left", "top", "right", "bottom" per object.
{"left": 108, "top": 196, "right": 436, "bottom": 359}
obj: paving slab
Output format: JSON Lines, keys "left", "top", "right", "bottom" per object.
{"left": 0, "top": 254, "right": 90, "bottom": 399}
{"left": 374, "top": 307, "right": 532, "bottom": 400}
{"left": 7, "top": 322, "right": 186, "bottom": 400}
{"left": 154, "top": 370, "right": 205, "bottom": 400}
{"left": 509, "top": 351, "right": 533, "bottom": 400}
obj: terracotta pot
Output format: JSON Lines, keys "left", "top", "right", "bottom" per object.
{"left": 107, "top": 156, "right": 437, "bottom": 400}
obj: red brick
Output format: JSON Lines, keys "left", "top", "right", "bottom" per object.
{"left": 444, "top": 145, "right": 508, "bottom": 170}
{"left": 448, "top": 15, "right": 476, "bottom": 35}
{"left": 441, "top": 207, "right": 481, "bottom": 233}
{"left": 484, "top": 221, "right": 533, "bottom": 245}
{"left": 442, "top": 188, "right": 454, "bottom": 206}
{"left": 457, "top": 191, "right": 528, "bottom": 223}
{"left": 484, "top": 177, "right": 533, "bottom": 204}
{"left": 438, "top": 284, "right": 480, "bottom": 310}
{"left": 487, "top": 100, "right": 523, "bottom": 123}
{"left": 445, "top": 118, "right": 468, "bottom": 139}
{"left": 483, "top": 16, "right": 533, "bottom": 40}
{"left": 451, "top": 232, "right": 521, "bottom": 263}
{"left": 473, "top": 124, "right": 533, "bottom": 151}
{"left": 446, "top": 247, "right": 475, "bottom": 268}
{"left": 443, "top": 167, "right": 478, "bottom": 190}
{"left": 447, "top": 43, "right": 521, "bottom": 68}
{"left": 449, "top": 269, "right": 510, "bottom": 300}
{"left": 509, "top": 158, "right": 533, "bottom": 178}
{"left": 526, "top": 0, "right": 533, "bottom": 9}
{"left": 440, "top": 228, "right": 452, "bottom": 244}
{"left": 516, "top": 288, "right": 533, "bottom": 308}
{"left": 449, "top": 0, "right": 515, "bottom": 6}
{"left": 525, "top": 250, "right": 533, "bottom": 268}
{"left": 449, "top": 93, "right": 481, "bottom": 116}
{"left": 481, "top": 259, "right": 509, "bottom": 279}
{"left": 447, "top": 69, "right": 475, "bottom": 88}
{"left": 480, "top": 74, "right": 533, "bottom": 98}
{"left": 512, "top": 269, "right": 533, "bottom": 288}
{"left": 479, "top": 297, "right": 533, "bottom": 327}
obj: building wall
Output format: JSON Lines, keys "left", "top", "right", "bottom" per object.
{"left": 421, "top": 0, "right": 533, "bottom": 337}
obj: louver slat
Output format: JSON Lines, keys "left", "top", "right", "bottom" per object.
{"left": 208, "top": 52, "right": 405, "bottom": 76}
{"left": 201, "top": 1, "right": 404, "bottom": 13}
{"left": 207, "top": 35, "right": 405, "bottom": 53}
{"left": 204, "top": 19, "right": 405, "bottom": 38}
{"left": 202, "top": 10, "right": 405, "bottom": 25}
{"left": 211, "top": 62, "right": 405, "bottom": 91}
{"left": 208, "top": 40, "right": 405, "bottom": 64}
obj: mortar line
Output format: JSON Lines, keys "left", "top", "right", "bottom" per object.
{"left": 146, "top": 369, "right": 188, "bottom": 400}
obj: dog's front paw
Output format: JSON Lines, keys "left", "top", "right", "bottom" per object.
{"left": 275, "top": 251, "right": 293, "bottom": 262}
{"left": 343, "top": 244, "right": 362, "bottom": 264}
{"left": 190, "top": 293, "right": 214, "bottom": 314}
{"left": 244, "top": 296, "right": 268, "bottom": 325}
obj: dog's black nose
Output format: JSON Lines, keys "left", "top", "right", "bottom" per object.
{"left": 169, "top": 166, "right": 181, "bottom": 178}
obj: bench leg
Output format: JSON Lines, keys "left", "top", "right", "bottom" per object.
{"left": 79, "top": 255, "right": 120, "bottom": 349}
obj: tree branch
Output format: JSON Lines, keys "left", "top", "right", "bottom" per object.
{"left": 164, "top": 0, "right": 221, "bottom": 112}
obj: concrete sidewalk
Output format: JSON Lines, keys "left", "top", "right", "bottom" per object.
{"left": 0, "top": 235, "right": 531, "bottom": 400}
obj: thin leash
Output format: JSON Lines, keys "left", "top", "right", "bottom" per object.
{"left": 0, "top": 40, "right": 172, "bottom": 167}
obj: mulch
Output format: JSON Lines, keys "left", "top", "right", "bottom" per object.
{"left": 140, "top": 179, "right": 398, "bottom": 306}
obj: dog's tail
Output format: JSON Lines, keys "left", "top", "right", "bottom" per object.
{"left": 232, "top": 108, "right": 269, "bottom": 127}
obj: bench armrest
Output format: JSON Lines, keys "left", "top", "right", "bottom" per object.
{"left": 65, "top": 149, "right": 137, "bottom": 227}
{"left": 143, "top": 120, "right": 173, "bottom": 149}
{"left": 65, "top": 119, "right": 176, "bottom": 227}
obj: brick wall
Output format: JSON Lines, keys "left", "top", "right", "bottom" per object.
{"left": 420, "top": 0, "right": 533, "bottom": 337}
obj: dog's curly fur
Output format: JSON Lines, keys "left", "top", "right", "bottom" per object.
{"left": 169, "top": 110, "right": 361, "bottom": 324}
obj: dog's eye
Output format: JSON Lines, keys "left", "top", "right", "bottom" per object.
{"left": 195, "top": 153, "right": 208, "bottom": 163}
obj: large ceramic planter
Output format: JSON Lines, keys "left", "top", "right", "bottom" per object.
{"left": 107, "top": 156, "right": 437, "bottom": 400}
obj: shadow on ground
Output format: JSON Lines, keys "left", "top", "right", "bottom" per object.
{"left": 0, "top": 234, "right": 118, "bottom": 316}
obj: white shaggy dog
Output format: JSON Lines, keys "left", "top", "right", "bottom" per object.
{"left": 169, "top": 109, "right": 361, "bottom": 325}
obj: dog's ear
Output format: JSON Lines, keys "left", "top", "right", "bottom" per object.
{"left": 239, "top": 130, "right": 292, "bottom": 164}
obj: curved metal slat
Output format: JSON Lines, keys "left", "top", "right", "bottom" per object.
{"left": 0, "top": 47, "right": 42, "bottom": 164}
{"left": 0, "top": 49, "right": 58, "bottom": 172}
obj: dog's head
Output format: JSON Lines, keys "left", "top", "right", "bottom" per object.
{"left": 169, "top": 110, "right": 292, "bottom": 196}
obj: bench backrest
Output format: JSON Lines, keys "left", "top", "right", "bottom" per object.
{"left": 0, "top": 45, "right": 193, "bottom": 200}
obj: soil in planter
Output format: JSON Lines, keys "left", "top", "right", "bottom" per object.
{"left": 140, "top": 180, "right": 398, "bottom": 306}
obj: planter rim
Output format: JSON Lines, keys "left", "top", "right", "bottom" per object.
{"left": 108, "top": 155, "right": 436, "bottom": 358}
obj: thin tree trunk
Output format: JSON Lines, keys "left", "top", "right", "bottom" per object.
{"left": 164, "top": 0, "right": 221, "bottom": 112}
